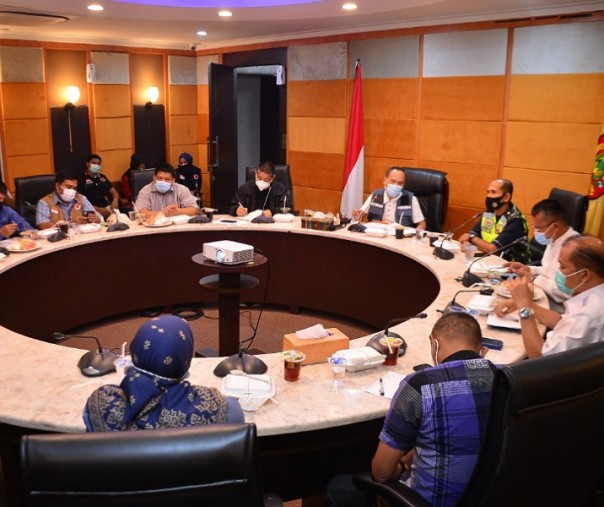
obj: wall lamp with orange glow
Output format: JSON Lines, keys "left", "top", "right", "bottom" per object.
{"left": 145, "top": 86, "right": 159, "bottom": 109}
{"left": 64, "top": 86, "right": 80, "bottom": 111}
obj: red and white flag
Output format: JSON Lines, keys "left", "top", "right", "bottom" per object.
{"left": 341, "top": 61, "right": 364, "bottom": 218}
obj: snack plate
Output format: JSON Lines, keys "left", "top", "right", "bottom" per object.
{"left": 78, "top": 223, "right": 102, "bottom": 234}
{"left": 273, "top": 213, "right": 294, "bottom": 223}
{"left": 7, "top": 241, "right": 41, "bottom": 253}
{"left": 142, "top": 220, "right": 173, "bottom": 228}
{"left": 496, "top": 285, "right": 544, "bottom": 301}
{"left": 220, "top": 374, "right": 275, "bottom": 398}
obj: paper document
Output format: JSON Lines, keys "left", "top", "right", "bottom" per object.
{"left": 366, "top": 371, "right": 405, "bottom": 399}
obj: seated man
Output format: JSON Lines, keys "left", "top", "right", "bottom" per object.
{"left": 134, "top": 163, "right": 199, "bottom": 220}
{"left": 228, "top": 161, "right": 289, "bottom": 218}
{"left": 78, "top": 153, "right": 120, "bottom": 219}
{"left": 495, "top": 198, "right": 578, "bottom": 315}
{"left": 352, "top": 166, "right": 426, "bottom": 229}
{"left": 326, "top": 312, "right": 495, "bottom": 507}
{"left": 36, "top": 171, "right": 99, "bottom": 229}
{"left": 0, "top": 181, "right": 34, "bottom": 239}
{"left": 507, "top": 235, "right": 604, "bottom": 358}
{"left": 458, "top": 178, "right": 529, "bottom": 262}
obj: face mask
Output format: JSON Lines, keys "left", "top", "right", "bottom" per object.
{"left": 179, "top": 162, "right": 187, "bottom": 167}
{"left": 256, "top": 180, "right": 271, "bottom": 192}
{"left": 155, "top": 181, "right": 171, "bottom": 193}
{"left": 0, "top": 201, "right": 4, "bottom": 210}
{"left": 533, "top": 223, "right": 554, "bottom": 246}
{"left": 485, "top": 195, "right": 505, "bottom": 212}
{"left": 89, "top": 164, "right": 101, "bottom": 174}
{"left": 60, "top": 187, "right": 77, "bottom": 202}
{"left": 555, "top": 268, "right": 586, "bottom": 296}
{"left": 386, "top": 184, "right": 403, "bottom": 198}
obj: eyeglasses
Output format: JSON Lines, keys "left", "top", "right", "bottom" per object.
{"left": 532, "top": 221, "right": 557, "bottom": 233}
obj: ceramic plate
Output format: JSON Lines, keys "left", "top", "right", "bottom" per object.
{"left": 496, "top": 285, "right": 544, "bottom": 301}
{"left": 142, "top": 220, "right": 173, "bottom": 228}
{"left": 78, "top": 223, "right": 102, "bottom": 234}
{"left": 8, "top": 241, "right": 41, "bottom": 253}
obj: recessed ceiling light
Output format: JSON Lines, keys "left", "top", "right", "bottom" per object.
{"left": 87, "top": 4, "right": 104, "bottom": 11}
{"left": 342, "top": 2, "right": 357, "bottom": 10}
{"left": 197, "top": 30, "right": 207, "bottom": 36}
{"left": 218, "top": 10, "right": 232, "bottom": 17}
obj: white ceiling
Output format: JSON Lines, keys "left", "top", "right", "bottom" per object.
{"left": 0, "top": 0, "right": 602, "bottom": 51}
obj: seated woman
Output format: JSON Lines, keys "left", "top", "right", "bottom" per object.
{"left": 84, "top": 315, "right": 243, "bottom": 431}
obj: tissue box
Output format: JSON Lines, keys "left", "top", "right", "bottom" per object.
{"left": 283, "top": 328, "right": 349, "bottom": 365}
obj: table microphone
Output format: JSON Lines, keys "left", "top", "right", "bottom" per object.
{"left": 433, "top": 211, "right": 482, "bottom": 260}
{"left": 460, "top": 236, "right": 526, "bottom": 287}
{"left": 52, "top": 332, "right": 117, "bottom": 377}
{"left": 348, "top": 209, "right": 366, "bottom": 232}
{"left": 213, "top": 345, "right": 268, "bottom": 378}
{"left": 366, "top": 313, "right": 428, "bottom": 357}
{"left": 441, "top": 287, "right": 493, "bottom": 314}
{"left": 107, "top": 198, "right": 129, "bottom": 232}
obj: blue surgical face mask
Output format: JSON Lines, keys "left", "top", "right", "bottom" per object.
{"left": 386, "top": 184, "right": 403, "bottom": 198}
{"left": 555, "top": 268, "right": 586, "bottom": 296}
{"left": 155, "top": 181, "right": 171, "bottom": 193}
{"left": 89, "top": 164, "right": 101, "bottom": 174}
{"left": 533, "top": 222, "right": 554, "bottom": 246}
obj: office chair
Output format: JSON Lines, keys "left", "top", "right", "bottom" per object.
{"left": 14, "top": 174, "right": 57, "bottom": 227}
{"left": 401, "top": 167, "right": 449, "bottom": 232}
{"left": 246, "top": 164, "right": 294, "bottom": 211}
{"left": 130, "top": 168, "right": 155, "bottom": 203}
{"left": 20, "top": 423, "right": 282, "bottom": 507}
{"left": 353, "top": 341, "right": 604, "bottom": 506}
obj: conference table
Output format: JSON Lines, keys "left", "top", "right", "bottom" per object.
{"left": 0, "top": 217, "right": 528, "bottom": 503}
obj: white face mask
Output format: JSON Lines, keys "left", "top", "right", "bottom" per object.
{"left": 256, "top": 180, "right": 271, "bottom": 191}
{"left": 60, "top": 187, "right": 77, "bottom": 202}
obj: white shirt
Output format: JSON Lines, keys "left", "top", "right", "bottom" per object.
{"left": 542, "top": 283, "right": 604, "bottom": 355}
{"left": 360, "top": 192, "right": 424, "bottom": 226}
{"left": 530, "top": 227, "right": 577, "bottom": 303}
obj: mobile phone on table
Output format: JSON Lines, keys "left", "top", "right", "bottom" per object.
{"left": 413, "top": 363, "right": 432, "bottom": 371}
{"left": 481, "top": 337, "right": 504, "bottom": 350}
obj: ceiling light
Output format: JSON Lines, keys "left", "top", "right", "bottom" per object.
{"left": 218, "top": 10, "right": 232, "bottom": 17}
{"left": 87, "top": 4, "right": 104, "bottom": 11}
{"left": 342, "top": 2, "right": 357, "bottom": 10}
{"left": 197, "top": 30, "right": 207, "bottom": 36}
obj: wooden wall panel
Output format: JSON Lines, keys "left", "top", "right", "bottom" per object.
{"left": 418, "top": 119, "right": 501, "bottom": 165}
{"left": 93, "top": 85, "right": 131, "bottom": 117}
{"left": 4, "top": 119, "right": 49, "bottom": 156}
{"left": 95, "top": 117, "right": 133, "bottom": 152}
{"left": 363, "top": 78, "right": 417, "bottom": 120}
{"left": 197, "top": 85, "right": 209, "bottom": 115}
{"left": 422, "top": 76, "right": 505, "bottom": 121}
{"left": 5, "top": 154, "right": 52, "bottom": 188}
{"left": 505, "top": 122, "right": 600, "bottom": 172}
{"left": 100, "top": 149, "right": 132, "bottom": 181}
{"left": 169, "top": 114, "right": 199, "bottom": 145}
{"left": 509, "top": 74, "right": 604, "bottom": 123}
{"left": 288, "top": 117, "right": 346, "bottom": 154}
{"left": 288, "top": 81, "right": 347, "bottom": 118}
{"left": 295, "top": 186, "right": 342, "bottom": 214}
{"left": 288, "top": 151, "right": 344, "bottom": 190}
{"left": 1, "top": 83, "right": 47, "bottom": 119}
{"left": 169, "top": 85, "right": 197, "bottom": 115}
{"left": 365, "top": 119, "right": 415, "bottom": 159}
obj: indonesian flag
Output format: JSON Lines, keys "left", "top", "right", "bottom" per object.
{"left": 341, "top": 61, "right": 364, "bottom": 218}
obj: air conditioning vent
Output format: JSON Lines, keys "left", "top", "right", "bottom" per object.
{"left": 0, "top": 11, "right": 69, "bottom": 27}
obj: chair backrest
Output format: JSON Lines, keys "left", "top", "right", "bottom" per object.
{"left": 20, "top": 423, "right": 271, "bottom": 507}
{"left": 14, "top": 174, "right": 56, "bottom": 227}
{"left": 549, "top": 187, "right": 588, "bottom": 233}
{"left": 130, "top": 168, "right": 155, "bottom": 203}
{"left": 458, "top": 341, "right": 604, "bottom": 506}
{"left": 401, "top": 167, "right": 449, "bottom": 232}
{"left": 245, "top": 164, "right": 294, "bottom": 210}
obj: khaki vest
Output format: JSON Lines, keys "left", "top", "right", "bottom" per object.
{"left": 42, "top": 194, "right": 86, "bottom": 223}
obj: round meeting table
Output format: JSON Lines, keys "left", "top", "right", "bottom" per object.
{"left": 0, "top": 216, "right": 528, "bottom": 504}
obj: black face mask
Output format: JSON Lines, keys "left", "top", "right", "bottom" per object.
{"left": 0, "top": 201, "right": 4, "bottom": 211}
{"left": 485, "top": 195, "right": 506, "bottom": 212}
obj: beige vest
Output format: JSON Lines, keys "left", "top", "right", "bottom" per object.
{"left": 42, "top": 193, "right": 86, "bottom": 223}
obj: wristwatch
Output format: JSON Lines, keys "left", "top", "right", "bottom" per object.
{"left": 519, "top": 307, "right": 534, "bottom": 319}
{"left": 468, "top": 232, "right": 477, "bottom": 241}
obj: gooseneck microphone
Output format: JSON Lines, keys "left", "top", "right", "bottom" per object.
{"left": 52, "top": 332, "right": 117, "bottom": 377}
{"left": 460, "top": 236, "right": 527, "bottom": 287}
{"left": 348, "top": 208, "right": 367, "bottom": 232}
{"left": 366, "top": 313, "right": 428, "bottom": 356}
{"left": 433, "top": 211, "right": 482, "bottom": 260}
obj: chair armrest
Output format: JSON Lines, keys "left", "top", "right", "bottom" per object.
{"left": 352, "top": 471, "right": 431, "bottom": 507}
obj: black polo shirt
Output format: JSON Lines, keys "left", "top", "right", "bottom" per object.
{"left": 78, "top": 173, "right": 114, "bottom": 207}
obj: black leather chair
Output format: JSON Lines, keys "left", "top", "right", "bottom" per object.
{"left": 130, "top": 168, "right": 155, "bottom": 203}
{"left": 14, "top": 174, "right": 56, "bottom": 227}
{"left": 19, "top": 423, "right": 282, "bottom": 507}
{"left": 246, "top": 164, "right": 294, "bottom": 211}
{"left": 549, "top": 187, "right": 588, "bottom": 233}
{"left": 401, "top": 167, "right": 449, "bottom": 232}
{"left": 353, "top": 341, "right": 604, "bottom": 506}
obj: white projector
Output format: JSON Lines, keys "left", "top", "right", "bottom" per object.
{"left": 202, "top": 240, "right": 254, "bottom": 265}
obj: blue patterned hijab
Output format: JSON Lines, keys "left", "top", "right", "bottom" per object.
{"left": 84, "top": 316, "right": 228, "bottom": 431}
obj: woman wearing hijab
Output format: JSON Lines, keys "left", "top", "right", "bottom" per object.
{"left": 175, "top": 152, "right": 202, "bottom": 199}
{"left": 84, "top": 315, "right": 243, "bottom": 431}
{"left": 120, "top": 153, "right": 146, "bottom": 207}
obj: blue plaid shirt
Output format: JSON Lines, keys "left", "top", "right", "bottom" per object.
{"left": 380, "top": 351, "right": 496, "bottom": 506}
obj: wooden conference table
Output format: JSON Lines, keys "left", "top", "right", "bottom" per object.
{"left": 0, "top": 217, "right": 528, "bottom": 502}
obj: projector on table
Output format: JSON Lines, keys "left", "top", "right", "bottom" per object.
{"left": 202, "top": 240, "right": 254, "bottom": 265}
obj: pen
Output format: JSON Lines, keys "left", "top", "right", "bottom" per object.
{"left": 379, "top": 377, "right": 385, "bottom": 396}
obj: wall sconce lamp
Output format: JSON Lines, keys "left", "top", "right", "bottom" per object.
{"left": 145, "top": 86, "right": 159, "bottom": 109}
{"left": 65, "top": 86, "right": 80, "bottom": 111}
